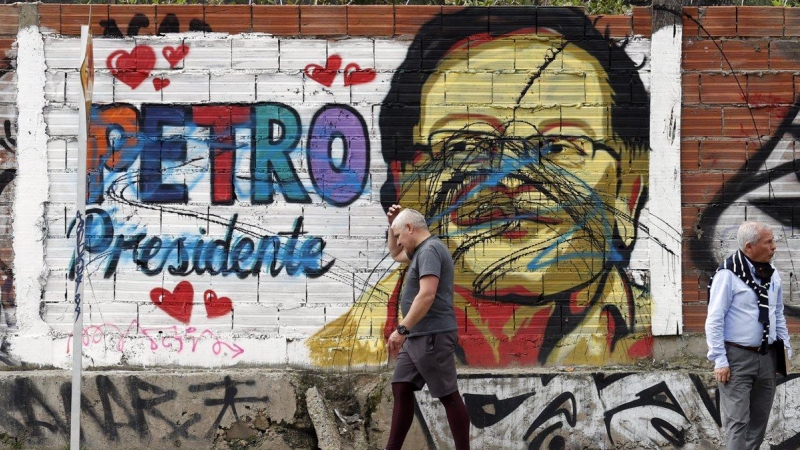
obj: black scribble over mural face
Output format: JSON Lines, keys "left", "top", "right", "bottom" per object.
{"left": 402, "top": 35, "right": 637, "bottom": 301}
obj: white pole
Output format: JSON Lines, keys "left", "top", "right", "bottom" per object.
{"left": 71, "top": 24, "right": 93, "bottom": 450}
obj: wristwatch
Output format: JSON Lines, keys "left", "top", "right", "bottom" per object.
{"left": 397, "top": 324, "right": 410, "bottom": 335}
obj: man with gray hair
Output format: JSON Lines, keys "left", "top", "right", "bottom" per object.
{"left": 706, "top": 221, "right": 791, "bottom": 450}
{"left": 384, "top": 204, "right": 470, "bottom": 450}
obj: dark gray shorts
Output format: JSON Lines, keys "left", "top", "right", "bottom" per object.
{"left": 391, "top": 330, "right": 459, "bottom": 399}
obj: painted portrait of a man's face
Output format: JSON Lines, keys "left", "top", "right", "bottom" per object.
{"left": 397, "top": 32, "right": 645, "bottom": 302}
{"left": 310, "top": 8, "right": 652, "bottom": 368}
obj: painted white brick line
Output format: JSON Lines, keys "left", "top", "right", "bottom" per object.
{"left": 42, "top": 302, "right": 75, "bottom": 332}
{"left": 258, "top": 276, "right": 306, "bottom": 306}
{"left": 42, "top": 277, "right": 68, "bottom": 304}
{"left": 307, "top": 277, "right": 354, "bottom": 305}
{"left": 374, "top": 40, "right": 409, "bottom": 72}
{"left": 256, "top": 71, "right": 303, "bottom": 104}
{"left": 280, "top": 39, "right": 327, "bottom": 72}
{"left": 210, "top": 72, "right": 256, "bottom": 102}
{"left": 303, "top": 75, "right": 350, "bottom": 105}
{"left": 49, "top": 172, "right": 80, "bottom": 203}
{"left": 209, "top": 276, "right": 259, "bottom": 304}
{"left": 43, "top": 37, "right": 81, "bottom": 69}
{"left": 66, "top": 70, "right": 114, "bottom": 104}
{"left": 351, "top": 73, "right": 392, "bottom": 105}
{"left": 160, "top": 71, "right": 210, "bottom": 103}
{"left": 112, "top": 72, "right": 165, "bottom": 103}
{"left": 320, "top": 237, "right": 368, "bottom": 268}
{"left": 366, "top": 238, "right": 393, "bottom": 272}
{"left": 302, "top": 205, "right": 350, "bottom": 236}
{"left": 232, "top": 36, "right": 279, "bottom": 70}
{"left": 46, "top": 139, "right": 68, "bottom": 171}
{"left": 44, "top": 105, "right": 78, "bottom": 136}
{"left": 328, "top": 39, "right": 376, "bottom": 70}
{"left": 232, "top": 303, "right": 279, "bottom": 333}
{"left": 250, "top": 203, "right": 306, "bottom": 232}
{"left": 279, "top": 305, "right": 325, "bottom": 337}
{"left": 182, "top": 37, "right": 232, "bottom": 71}
{"left": 348, "top": 205, "right": 388, "bottom": 238}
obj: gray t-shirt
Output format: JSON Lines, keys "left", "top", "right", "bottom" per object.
{"left": 400, "top": 235, "right": 458, "bottom": 337}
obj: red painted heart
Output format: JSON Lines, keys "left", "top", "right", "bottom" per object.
{"left": 304, "top": 54, "right": 342, "bottom": 87}
{"left": 163, "top": 44, "right": 190, "bottom": 69}
{"left": 107, "top": 46, "right": 156, "bottom": 89}
{"left": 150, "top": 281, "right": 194, "bottom": 324}
{"left": 343, "top": 62, "right": 376, "bottom": 87}
{"left": 203, "top": 290, "right": 233, "bottom": 318}
{"left": 153, "top": 78, "right": 171, "bottom": 91}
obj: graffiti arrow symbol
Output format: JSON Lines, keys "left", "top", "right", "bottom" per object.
{"left": 215, "top": 340, "right": 244, "bottom": 359}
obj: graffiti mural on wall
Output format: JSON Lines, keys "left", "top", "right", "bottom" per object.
{"left": 308, "top": 8, "right": 652, "bottom": 368}
{"left": 416, "top": 372, "right": 800, "bottom": 449}
{"left": 0, "top": 374, "right": 274, "bottom": 447}
{"left": 42, "top": 7, "right": 651, "bottom": 367}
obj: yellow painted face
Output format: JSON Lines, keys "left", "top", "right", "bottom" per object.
{"left": 400, "top": 34, "right": 645, "bottom": 301}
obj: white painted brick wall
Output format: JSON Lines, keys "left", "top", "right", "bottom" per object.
{"left": 182, "top": 38, "right": 232, "bottom": 71}
{"left": 232, "top": 36, "right": 279, "bottom": 70}
{"left": 210, "top": 72, "right": 256, "bottom": 102}
{"left": 160, "top": 71, "right": 210, "bottom": 103}
{"left": 44, "top": 71, "right": 66, "bottom": 103}
{"left": 44, "top": 105, "right": 78, "bottom": 136}
{"left": 279, "top": 39, "right": 326, "bottom": 72}
{"left": 66, "top": 70, "right": 114, "bottom": 105}
{"left": 43, "top": 37, "right": 80, "bottom": 69}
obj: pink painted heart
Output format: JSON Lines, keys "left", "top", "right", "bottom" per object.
{"left": 150, "top": 281, "right": 194, "bottom": 324}
{"left": 304, "top": 55, "right": 342, "bottom": 87}
{"left": 203, "top": 290, "right": 233, "bottom": 318}
{"left": 153, "top": 78, "right": 171, "bottom": 91}
{"left": 107, "top": 46, "right": 156, "bottom": 89}
{"left": 163, "top": 44, "right": 190, "bottom": 69}
{"left": 343, "top": 62, "right": 376, "bottom": 87}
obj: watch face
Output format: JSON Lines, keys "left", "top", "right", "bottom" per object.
{"left": 398, "top": 325, "right": 409, "bottom": 335}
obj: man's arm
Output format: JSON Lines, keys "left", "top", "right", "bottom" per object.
{"left": 386, "top": 274, "right": 438, "bottom": 352}
{"left": 706, "top": 270, "right": 734, "bottom": 371}
{"left": 387, "top": 204, "right": 410, "bottom": 263}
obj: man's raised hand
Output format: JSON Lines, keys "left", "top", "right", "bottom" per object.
{"left": 387, "top": 204, "right": 402, "bottom": 225}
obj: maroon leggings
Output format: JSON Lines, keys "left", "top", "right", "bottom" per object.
{"left": 385, "top": 382, "right": 470, "bottom": 450}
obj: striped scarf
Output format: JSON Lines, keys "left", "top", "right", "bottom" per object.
{"left": 708, "top": 250, "right": 773, "bottom": 355}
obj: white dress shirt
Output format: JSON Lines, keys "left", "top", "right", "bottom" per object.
{"left": 706, "top": 259, "right": 791, "bottom": 369}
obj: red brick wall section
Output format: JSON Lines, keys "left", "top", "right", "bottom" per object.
{"left": 681, "top": 6, "right": 800, "bottom": 333}
{"left": 32, "top": 5, "right": 655, "bottom": 39}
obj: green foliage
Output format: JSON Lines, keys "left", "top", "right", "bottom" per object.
{"left": 770, "top": 0, "right": 800, "bottom": 6}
